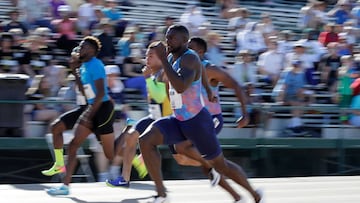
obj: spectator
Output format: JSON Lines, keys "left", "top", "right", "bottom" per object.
{"left": 180, "top": 3, "right": 209, "bottom": 37}
{"left": 205, "top": 32, "right": 227, "bottom": 68}
{"left": 340, "top": 24, "right": 357, "bottom": 48}
{"left": 96, "top": 18, "right": 116, "bottom": 64}
{"left": 327, "top": 0, "right": 352, "bottom": 25}
{"left": 7, "top": 28, "right": 29, "bottom": 75}
{"left": 351, "top": 0, "right": 360, "bottom": 28}
{"left": 319, "top": 42, "right": 341, "bottom": 91}
{"left": 278, "top": 60, "right": 308, "bottom": 136}
{"left": 230, "top": 49, "right": 258, "bottom": 86}
{"left": 277, "top": 30, "right": 295, "bottom": 54}
{"left": 301, "top": 28, "right": 327, "bottom": 72}
{"left": 337, "top": 32, "right": 353, "bottom": 56}
{"left": 257, "top": 38, "right": 284, "bottom": 87}
{"left": 52, "top": 5, "right": 78, "bottom": 55}
{"left": 102, "top": 0, "right": 128, "bottom": 37}
{"left": 285, "top": 40, "right": 316, "bottom": 85}
{"left": 318, "top": 23, "right": 339, "bottom": 47}
{"left": 227, "top": 7, "right": 250, "bottom": 35}
{"left": 50, "top": 0, "right": 67, "bottom": 19}
{"left": 121, "top": 43, "right": 147, "bottom": 99}
{"left": 257, "top": 12, "right": 276, "bottom": 39}
{"left": 337, "top": 55, "right": 356, "bottom": 110}
{"left": 102, "top": 0, "right": 123, "bottom": 21}
{"left": 22, "top": 34, "right": 53, "bottom": 76}
{"left": 56, "top": 74, "right": 77, "bottom": 112}
{"left": 89, "top": 5, "right": 105, "bottom": 31}
{"left": 218, "top": 0, "right": 237, "bottom": 19}
{"left": 236, "top": 22, "right": 266, "bottom": 56}
{"left": 43, "top": 64, "right": 67, "bottom": 97}
{"left": 117, "top": 27, "right": 136, "bottom": 58}
{"left": 77, "top": 0, "right": 97, "bottom": 35}
{"left": 105, "top": 65, "right": 125, "bottom": 106}
{"left": 3, "top": 9, "right": 28, "bottom": 35}
{"left": 229, "top": 49, "right": 259, "bottom": 106}
{"left": 0, "top": 33, "right": 21, "bottom": 74}
{"left": 17, "top": 0, "right": 49, "bottom": 29}
{"left": 349, "top": 77, "right": 360, "bottom": 126}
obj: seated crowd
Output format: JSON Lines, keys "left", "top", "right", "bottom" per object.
{"left": 1, "top": 0, "right": 360, "bottom": 138}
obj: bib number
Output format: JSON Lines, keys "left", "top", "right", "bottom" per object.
{"left": 213, "top": 117, "right": 220, "bottom": 128}
{"left": 149, "top": 104, "right": 162, "bottom": 120}
{"left": 83, "top": 84, "right": 96, "bottom": 100}
{"left": 76, "top": 88, "right": 87, "bottom": 105}
{"left": 169, "top": 87, "right": 182, "bottom": 109}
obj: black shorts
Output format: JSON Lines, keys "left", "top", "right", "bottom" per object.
{"left": 89, "top": 101, "right": 115, "bottom": 136}
{"left": 60, "top": 106, "right": 87, "bottom": 130}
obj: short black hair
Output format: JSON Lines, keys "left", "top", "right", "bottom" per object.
{"left": 82, "top": 36, "right": 102, "bottom": 53}
{"left": 168, "top": 24, "right": 189, "bottom": 41}
{"left": 189, "top": 37, "right": 207, "bottom": 52}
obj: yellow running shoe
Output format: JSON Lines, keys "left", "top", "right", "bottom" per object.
{"left": 132, "top": 154, "right": 148, "bottom": 179}
{"left": 41, "top": 163, "right": 66, "bottom": 176}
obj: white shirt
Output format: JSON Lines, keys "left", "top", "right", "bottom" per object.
{"left": 302, "top": 39, "right": 327, "bottom": 62}
{"left": 77, "top": 3, "right": 96, "bottom": 30}
{"left": 229, "top": 62, "right": 258, "bottom": 85}
{"left": 236, "top": 22, "right": 266, "bottom": 53}
{"left": 257, "top": 50, "right": 284, "bottom": 75}
{"left": 285, "top": 52, "right": 314, "bottom": 70}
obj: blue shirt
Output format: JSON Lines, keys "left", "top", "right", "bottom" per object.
{"left": 284, "top": 71, "right": 306, "bottom": 95}
{"left": 79, "top": 57, "right": 109, "bottom": 104}
{"left": 102, "top": 8, "right": 122, "bottom": 21}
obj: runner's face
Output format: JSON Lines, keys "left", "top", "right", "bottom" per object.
{"left": 146, "top": 49, "right": 161, "bottom": 72}
{"left": 165, "top": 29, "right": 184, "bottom": 53}
{"left": 79, "top": 41, "right": 94, "bottom": 60}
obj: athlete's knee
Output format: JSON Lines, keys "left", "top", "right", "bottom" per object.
{"left": 51, "top": 119, "right": 65, "bottom": 134}
{"left": 139, "top": 127, "right": 163, "bottom": 149}
{"left": 125, "top": 131, "right": 139, "bottom": 146}
{"left": 210, "top": 155, "right": 229, "bottom": 174}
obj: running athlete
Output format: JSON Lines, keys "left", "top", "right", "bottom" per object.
{"left": 138, "top": 25, "right": 262, "bottom": 203}
{"left": 105, "top": 42, "right": 172, "bottom": 187}
{"left": 41, "top": 47, "right": 88, "bottom": 178}
{"left": 46, "top": 36, "right": 116, "bottom": 195}
{"left": 171, "top": 36, "right": 252, "bottom": 202}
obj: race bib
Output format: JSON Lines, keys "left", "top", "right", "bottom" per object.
{"left": 169, "top": 87, "right": 182, "bottom": 109}
{"left": 149, "top": 104, "right": 162, "bottom": 120}
{"left": 83, "top": 84, "right": 96, "bottom": 100}
{"left": 76, "top": 88, "right": 87, "bottom": 105}
{"left": 213, "top": 117, "right": 220, "bottom": 128}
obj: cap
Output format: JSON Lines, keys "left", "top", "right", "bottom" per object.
{"left": 292, "top": 59, "right": 302, "bottom": 66}
{"left": 58, "top": 5, "right": 71, "bottom": 12}
{"left": 293, "top": 40, "right": 306, "bottom": 48}
{"left": 105, "top": 65, "right": 120, "bottom": 75}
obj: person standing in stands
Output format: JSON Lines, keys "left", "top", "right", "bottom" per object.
{"left": 138, "top": 25, "right": 262, "bottom": 203}
{"left": 44, "top": 36, "right": 115, "bottom": 196}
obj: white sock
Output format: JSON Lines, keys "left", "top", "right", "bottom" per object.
{"left": 97, "top": 172, "right": 109, "bottom": 182}
{"left": 109, "top": 165, "right": 121, "bottom": 179}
